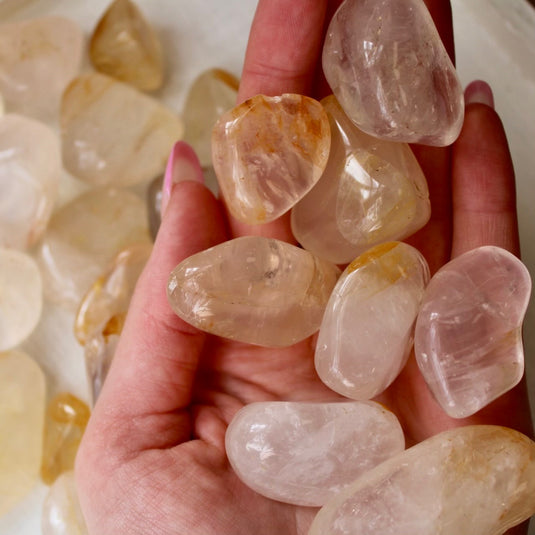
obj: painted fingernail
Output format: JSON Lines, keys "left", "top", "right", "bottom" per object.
{"left": 161, "top": 141, "right": 205, "bottom": 214}
{"left": 464, "top": 80, "right": 495, "bottom": 108}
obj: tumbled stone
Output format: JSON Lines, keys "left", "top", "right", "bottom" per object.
{"left": 0, "top": 350, "right": 46, "bottom": 517}
{"left": 292, "top": 96, "right": 430, "bottom": 264}
{"left": 322, "top": 0, "right": 464, "bottom": 146}
{"left": 212, "top": 94, "right": 331, "bottom": 224}
{"left": 315, "top": 242, "right": 429, "bottom": 400}
{"left": 167, "top": 236, "right": 341, "bottom": 347}
{"left": 0, "top": 248, "right": 43, "bottom": 352}
{"left": 0, "top": 114, "right": 61, "bottom": 250}
{"left": 42, "top": 471, "right": 88, "bottom": 535}
{"left": 84, "top": 334, "right": 119, "bottom": 406}
{"left": 90, "top": 0, "right": 164, "bottom": 91}
{"left": 61, "top": 73, "right": 184, "bottom": 187}
{"left": 0, "top": 17, "right": 83, "bottom": 121}
{"left": 225, "top": 401, "right": 404, "bottom": 506}
{"left": 309, "top": 426, "right": 535, "bottom": 535}
{"left": 146, "top": 174, "right": 163, "bottom": 240}
{"left": 41, "top": 393, "right": 90, "bottom": 485}
{"left": 183, "top": 68, "right": 239, "bottom": 167}
{"left": 414, "top": 246, "right": 531, "bottom": 418}
{"left": 35, "top": 188, "right": 151, "bottom": 309}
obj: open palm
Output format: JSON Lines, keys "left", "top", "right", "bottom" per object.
{"left": 76, "top": 1, "right": 532, "bottom": 534}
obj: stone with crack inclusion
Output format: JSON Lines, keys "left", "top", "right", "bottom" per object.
{"left": 315, "top": 242, "right": 430, "bottom": 400}
{"left": 414, "top": 246, "right": 531, "bottom": 418}
{"left": 309, "top": 426, "right": 535, "bottom": 535}
{"left": 167, "top": 236, "right": 341, "bottom": 347}
{"left": 322, "top": 0, "right": 464, "bottom": 146}
{"left": 212, "top": 94, "right": 331, "bottom": 224}
{"left": 225, "top": 401, "right": 404, "bottom": 506}
{"left": 292, "top": 96, "right": 430, "bottom": 264}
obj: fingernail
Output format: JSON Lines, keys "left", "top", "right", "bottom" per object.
{"left": 161, "top": 141, "right": 205, "bottom": 214}
{"left": 464, "top": 80, "right": 495, "bottom": 108}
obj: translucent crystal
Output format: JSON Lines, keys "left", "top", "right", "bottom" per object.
{"left": 212, "top": 94, "right": 331, "bottom": 224}
{"left": 84, "top": 334, "right": 119, "bottom": 406}
{"left": 0, "top": 350, "right": 46, "bottom": 517}
{"left": 146, "top": 174, "right": 163, "bottom": 240}
{"left": 35, "top": 188, "right": 151, "bottom": 309}
{"left": 315, "top": 242, "right": 430, "bottom": 400}
{"left": 309, "top": 426, "right": 535, "bottom": 535}
{"left": 41, "top": 393, "right": 90, "bottom": 485}
{"left": 0, "top": 114, "right": 61, "bottom": 250}
{"left": 0, "top": 17, "right": 83, "bottom": 121}
{"left": 61, "top": 73, "right": 184, "bottom": 187}
{"left": 89, "top": 0, "right": 164, "bottom": 91}
{"left": 167, "top": 236, "right": 341, "bottom": 347}
{"left": 414, "top": 246, "right": 531, "bottom": 418}
{"left": 0, "top": 248, "right": 43, "bottom": 352}
{"left": 41, "top": 471, "right": 88, "bottom": 535}
{"left": 322, "top": 0, "right": 464, "bottom": 146}
{"left": 291, "top": 96, "right": 430, "bottom": 264}
{"left": 225, "top": 401, "right": 404, "bottom": 506}
{"left": 183, "top": 68, "right": 239, "bottom": 167}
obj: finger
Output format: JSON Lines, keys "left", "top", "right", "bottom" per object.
{"left": 88, "top": 143, "right": 229, "bottom": 454}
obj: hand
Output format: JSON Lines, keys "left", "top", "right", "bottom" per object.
{"left": 75, "top": 1, "right": 533, "bottom": 534}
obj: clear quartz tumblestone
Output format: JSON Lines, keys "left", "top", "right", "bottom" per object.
{"left": 0, "top": 114, "right": 61, "bottom": 250}
{"left": 414, "top": 246, "right": 531, "bottom": 418}
{"left": 212, "top": 94, "right": 331, "bottom": 224}
{"left": 61, "top": 73, "right": 184, "bottom": 187}
{"left": 89, "top": 0, "right": 164, "bottom": 91}
{"left": 0, "top": 350, "right": 46, "bottom": 517}
{"left": 0, "top": 17, "right": 83, "bottom": 121}
{"left": 322, "top": 0, "right": 464, "bottom": 146}
{"left": 167, "top": 236, "right": 341, "bottom": 347}
{"left": 292, "top": 96, "right": 430, "bottom": 264}
{"left": 225, "top": 401, "right": 404, "bottom": 506}
{"left": 309, "top": 426, "right": 535, "bottom": 535}
{"left": 0, "top": 248, "right": 42, "bottom": 352}
{"left": 315, "top": 242, "right": 430, "bottom": 400}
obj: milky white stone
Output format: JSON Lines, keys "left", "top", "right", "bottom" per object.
{"left": 225, "top": 401, "right": 404, "bottom": 506}
{"left": 35, "top": 188, "right": 151, "bottom": 310}
{"left": 309, "top": 425, "right": 535, "bottom": 535}
{"left": 42, "top": 471, "right": 88, "bottom": 535}
{"left": 0, "top": 17, "right": 83, "bottom": 121}
{"left": 414, "top": 246, "right": 531, "bottom": 418}
{"left": 167, "top": 236, "right": 341, "bottom": 347}
{"left": 61, "top": 73, "right": 184, "bottom": 187}
{"left": 316, "top": 242, "right": 430, "bottom": 400}
{"left": 292, "top": 96, "right": 430, "bottom": 264}
{"left": 0, "top": 350, "right": 46, "bottom": 517}
{"left": 183, "top": 68, "right": 239, "bottom": 168}
{"left": 146, "top": 174, "right": 163, "bottom": 240}
{"left": 0, "top": 114, "right": 61, "bottom": 250}
{"left": 0, "top": 248, "right": 42, "bottom": 352}
{"left": 212, "top": 94, "right": 331, "bottom": 224}
{"left": 322, "top": 0, "right": 464, "bottom": 146}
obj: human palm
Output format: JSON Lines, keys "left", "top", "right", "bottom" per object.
{"left": 76, "top": 1, "right": 532, "bottom": 534}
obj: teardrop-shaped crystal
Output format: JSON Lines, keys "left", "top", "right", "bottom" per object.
{"left": 167, "top": 236, "right": 341, "bottom": 347}
{"left": 315, "top": 242, "right": 430, "bottom": 400}
{"left": 322, "top": 0, "right": 464, "bottom": 146}
{"left": 225, "top": 401, "right": 404, "bottom": 506}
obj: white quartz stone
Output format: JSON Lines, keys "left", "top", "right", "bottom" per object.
{"left": 225, "top": 401, "right": 404, "bottom": 506}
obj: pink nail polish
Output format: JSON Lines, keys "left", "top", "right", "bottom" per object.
{"left": 464, "top": 80, "right": 495, "bottom": 109}
{"left": 161, "top": 141, "right": 204, "bottom": 214}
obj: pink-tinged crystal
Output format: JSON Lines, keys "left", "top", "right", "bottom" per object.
{"left": 0, "top": 114, "right": 61, "bottom": 250}
{"left": 167, "top": 236, "right": 341, "bottom": 347}
{"left": 0, "top": 17, "right": 83, "bottom": 121}
{"left": 292, "top": 96, "right": 430, "bottom": 264}
{"left": 315, "top": 242, "right": 430, "bottom": 400}
{"left": 309, "top": 426, "right": 535, "bottom": 535}
{"left": 0, "top": 248, "right": 42, "bottom": 352}
{"left": 414, "top": 246, "right": 531, "bottom": 418}
{"left": 212, "top": 94, "right": 331, "bottom": 224}
{"left": 225, "top": 401, "right": 404, "bottom": 506}
{"left": 322, "top": 0, "right": 464, "bottom": 146}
